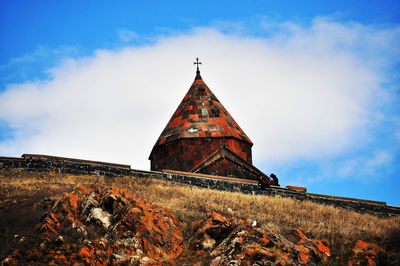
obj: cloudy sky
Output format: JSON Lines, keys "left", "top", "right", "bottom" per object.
{"left": 1, "top": 1, "right": 399, "bottom": 205}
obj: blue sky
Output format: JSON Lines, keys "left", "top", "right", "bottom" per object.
{"left": 1, "top": 1, "right": 399, "bottom": 206}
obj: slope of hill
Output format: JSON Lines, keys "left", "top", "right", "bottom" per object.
{"left": 1, "top": 169, "right": 399, "bottom": 265}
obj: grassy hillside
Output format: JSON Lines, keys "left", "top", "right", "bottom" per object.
{"left": 1, "top": 169, "right": 399, "bottom": 264}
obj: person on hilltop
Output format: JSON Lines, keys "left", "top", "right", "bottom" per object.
{"left": 270, "top": 173, "right": 279, "bottom": 186}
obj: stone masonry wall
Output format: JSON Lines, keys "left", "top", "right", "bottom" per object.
{"left": 145, "top": 170, "right": 400, "bottom": 218}
{"left": 1, "top": 154, "right": 399, "bottom": 217}
{"left": 0, "top": 154, "right": 131, "bottom": 177}
{"left": 150, "top": 137, "right": 252, "bottom": 172}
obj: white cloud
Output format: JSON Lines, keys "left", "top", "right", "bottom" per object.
{"left": 0, "top": 19, "right": 399, "bottom": 172}
{"left": 118, "top": 29, "right": 139, "bottom": 43}
{"left": 0, "top": 45, "right": 81, "bottom": 83}
{"left": 336, "top": 151, "right": 393, "bottom": 179}
{"left": 1, "top": 45, "right": 80, "bottom": 69}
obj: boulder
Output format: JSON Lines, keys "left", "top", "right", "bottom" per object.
{"left": 347, "top": 240, "right": 386, "bottom": 266}
{"left": 188, "top": 212, "right": 330, "bottom": 265}
{"left": 3, "top": 186, "right": 183, "bottom": 265}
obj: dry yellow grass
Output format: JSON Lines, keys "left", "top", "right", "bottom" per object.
{"left": 1, "top": 169, "right": 399, "bottom": 263}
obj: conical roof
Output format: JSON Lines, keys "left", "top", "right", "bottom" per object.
{"left": 153, "top": 71, "right": 253, "bottom": 147}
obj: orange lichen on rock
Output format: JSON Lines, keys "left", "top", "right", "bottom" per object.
{"left": 78, "top": 246, "right": 93, "bottom": 257}
{"left": 289, "top": 228, "right": 331, "bottom": 264}
{"left": 186, "top": 212, "right": 331, "bottom": 265}
{"left": 348, "top": 240, "right": 386, "bottom": 266}
{"left": 3, "top": 186, "right": 339, "bottom": 265}
{"left": 3, "top": 186, "right": 184, "bottom": 265}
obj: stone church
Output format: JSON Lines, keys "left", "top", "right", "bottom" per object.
{"left": 149, "top": 59, "right": 274, "bottom": 184}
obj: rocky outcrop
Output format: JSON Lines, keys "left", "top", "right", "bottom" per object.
{"left": 188, "top": 211, "right": 330, "bottom": 265}
{"left": 1, "top": 186, "right": 389, "bottom": 265}
{"left": 347, "top": 240, "right": 386, "bottom": 266}
{"left": 2, "top": 186, "right": 183, "bottom": 265}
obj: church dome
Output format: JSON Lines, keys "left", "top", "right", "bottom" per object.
{"left": 153, "top": 71, "right": 253, "bottom": 147}
{"left": 149, "top": 59, "right": 263, "bottom": 179}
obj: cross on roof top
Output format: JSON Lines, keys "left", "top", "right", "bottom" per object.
{"left": 194, "top": 57, "right": 202, "bottom": 74}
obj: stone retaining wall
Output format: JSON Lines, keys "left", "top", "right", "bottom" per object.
{"left": 146, "top": 170, "right": 400, "bottom": 217}
{"left": 1, "top": 154, "right": 399, "bottom": 217}
{"left": 0, "top": 154, "right": 131, "bottom": 177}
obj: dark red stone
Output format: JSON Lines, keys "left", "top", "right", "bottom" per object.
{"left": 150, "top": 138, "right": 252, "bottom": 173}
{"left": 149, "top": 71, "right": 269, "bottom": 182}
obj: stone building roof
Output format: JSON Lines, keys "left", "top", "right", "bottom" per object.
{"left": 153, "top": 71, "right": 253, "bottom": 147}
{"left": 189, "top": 145, "right": 267, "bottom": 179}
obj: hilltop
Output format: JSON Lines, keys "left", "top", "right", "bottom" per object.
{"left": 1, "top": 169, "right": 399, "bottom": 265}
